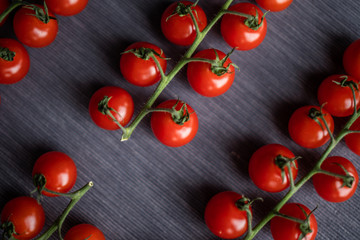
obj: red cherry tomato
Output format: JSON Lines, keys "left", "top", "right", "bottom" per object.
{"left": 89, "top": 86, "right": 134, "bottom": 130}
{"left": 271, "top": 203, "right": 317, "bottom": 240}
{"left": 13, "top": 4, "right": 58, "bottom": 48}
{"left": 187, "top": 49, "right": 235, "bottom": 97}
{"left": 221, "top": 2, "right": 267, "bottom": 51}
{"left": 249, "top": 144, "right": 298, "bottom": 193}
{"left": 120, "top": 42, "right": 167, "bottom": 87}
{"left": 1, "top": 196, "right": 45, "bottom": 240}
{"left": 288, "top": 105, "right": 334, "bottom": 148}
{"left": 204, "top": 191, "right": 250, "bottom": 239}
{"left": 343, "top": 39, "right": 360, "bottom": 80}
{"left": 45, "top": 0, "right": 88, "bottom": 16}
{"left": 32, "top": 151, "right": 77, "bottom": 197}
{"left": 345, "top": 117, "right": 360, "bottom": 155}
{"left": 64, "top": 224, "right": 105, "bottom": 240}
{"left": 151, "top": 99, "right": 198, "bottom": 147}
{"left": 317, "top": 74, "right": 360, "bottom": 117}
{"left": 255, "top": 0, "right": 293, "bottom": 12}
{"left": 312, "top": 156, "right": 358, "bottom": 202}
{"left": 0, "top": 0, "right": 9, "bottom": 26}
{"left": 0, "top": 38, "right": 30, "bottom": 84}
{"left": 161, "top": 1, "right": 207, "bottom": 46}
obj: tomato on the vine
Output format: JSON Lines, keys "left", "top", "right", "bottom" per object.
{"left": 151, "top": 99, "right": 198, "bottom": 147}
{"left": 120, "top": 42, "right": 167, "bottom": 87}
{"left": 13, "top": 4, "right": 58, "bottom": 48}
{"left": 312, "top": 156, "right": 358, "bottom": 202}
{"left": 343, "top": 39, "right": 360, "bottom": 80}
{"left": 255, "top": 0, "right": 293, "bottom": 12}
{"left": 187, "top": 49, "right": 236, "bottom": 97}
{"left": 345, "top": 117, "right": 360, "bottom": 156}
{"left": 204, "top": 191, "right": 251, "bottom": 239}
{"left": 0, "top": 0, "right": 9, "bottom": 26}
{"left": 249, "top": 144, "right": 298, "bottom": 193}
{"left": 161, "top": 0, "right": 207, "bottom": 46}
{"left": 0, "top": 38, "right": 30, "bottom": 84}
{"left": 45, "top": 0, "right": 88, "bottom": 16}
{"left": 317, "top": 74, "right": 360, "bottom": 117}
{"left": 288, "top": 105, "right": 334, "bottom": 148}
{"left": 271, "top": 203, "right": 317, "bottom": 240}
{"left": 64, "top": 224, "right": 105, "bottom": 240}
{"left": 221, "top": 2, "right": 267, "bottom": 51}
{"left": 32, "top": 151, "right": 77, "bottom": 197}
{"left": 1, "top": 196, "right": 45, "bottom": 240}
{"left": 89, "top": 86, "right": 134, "bottom": 130}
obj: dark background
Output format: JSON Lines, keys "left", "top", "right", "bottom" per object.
{"left": 1, "top": 0, "right": 360, "bottom": 239}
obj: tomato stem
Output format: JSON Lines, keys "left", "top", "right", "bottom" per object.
{"left": 0, "top": 0, "right": 25, "bottom": 23}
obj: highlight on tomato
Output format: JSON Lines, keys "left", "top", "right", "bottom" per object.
{"left": 317, "top": 74, "right": 360, "bottom": 117}
{"left": 312, "top": 156, "right": 358, "bottom": 202}
{"left": 255, "top": 0, "right": 293, "bottom": 12}
{"left": 221, "top": 2, "right": 267, "bottom": 51}
{"left": 248, "top": 144, "right": 298, "bottom": 193}
{"left": 187, "top": 48, "right": 236, "bottom": 97}
{"left": 343, "top": 39, "right": 360, "bottom": 81}
{"left": 1, "top": 196, "right": 45, "bottom": 240}
{"left": 150, "top": 99, "right": 198, "bottom": 147}
{"left": 45, "top": 0, "right": 88, "bottom": 16}
{"left": 161, "top": 0, "right": 207, "bottom": 46}
{"left": 32, "top": 151, "right": 77, "bottom": 197}
{"left": 13, "top": 3, "right": 58, "bottom": 48}
{"left": 288, "top": 105, "right": 334, "bottom": 149}
{"left": 120, "top": 42, "right": 167, "bottom": 87}
{"left": 0, "top": 0, "right": 9, "bottom": 26}
{"left": 0, "top": 38, "right": 30, "bottom": 84}
{"left": 270, "top": 203, "right": 317, "bottom": 240}
{"left": 89, "top": 86, "right": 134, "bottom": 130}
{"left": 64, "top": 224, "right": 105, "bottom": 240}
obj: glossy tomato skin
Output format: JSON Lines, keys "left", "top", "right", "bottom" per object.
{"left": 120, "top": 42, "right": 167, "bottom": 87}
{"left": 45, "top": 0, "right": 88, "bottom": 16}
{"left": 288, "top": 105, "right": 334, "bottom": 148}
{"left": 343, "top": 39, "right": 360, "bottom": 80}
{"left": 255, "top": 0, "right": 293, "bottom": 12}
{"left": 161, "top": 1, "right": 207, "bottom": 46}
{"left": 64, "top": 224, "right": 105, "bottom": 240}
{"left": 0, "top": 0, "right": 9, "bottom": 26}
{"left": 249, "top": 144, "right": 298, "bottom": 193}
{"left": 317, "top": 74, "right": 360, "bottom": 117}
{"left": 345, "top": 117, "right": 360, "bottom": 155}
{"left": 89, "top": 86, "right": 134, "bottom": 130}
{"left": 13, "top": 4, "right": 58, "bottom": 48}
{"left": 204, "top": 191, "right": 250, "bottom": 239}
{"left": 187, "top": 49, "right": 235, "bottom": 97}
{"left": 221, "top": 3, "right": 267, "bottom": 51}
{"left": 32, "top": 151, "right": 77, "bottom": 197}
{"left": 271, "top": 203, "right": 317, "bottom": 240}
{"left": 1, "top": 196, "right": 45, "bottom": 240}
{"left": 0, "top": 38, "right": 30, "bottom": 84}
{"left": 313, "top": 156, "right": 358, "bottom": 202}
{"left": 151, "top": 99, "right": 198, "bottom": 147}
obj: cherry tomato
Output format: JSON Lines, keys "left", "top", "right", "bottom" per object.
{"left": 64, "top": 224, "right": 105, "bottom": 240}
{"left": 204, "top": 191, "right": 250, "bottom": 239}
{"left": 312, "top": 156, "right": 358, "bottom": 202}
{"left": 221, "top": 2, "right": 267, "bottom": 51}
{"left": 151, "top": 99, "right": 198, "bottom": 147}
{"left": 161, "top": 1, "right": 207, "bottom": 46}
{"left": 288, "top": 105, "right": 334, "bottom": 148}
{"left": 255, "top": 0, "right": 293, "bottom": 12}
{"left": 1, "top": 196, "right": 45, "bottom": 240}
{"left": 187, "top": 49, "right": 235, "bottom": 97}
{"left": 120, "top": 42, "right": 167, "bottom": 87}
{"left": 45, "top": 0, "right": 88, "bottom": 16}
{"left": 317, "top": 75, "right": 360, "bottom": 117}
{"left": 271, "top": 203, "right": 317, "bottom": 240}
{"left": 249, "top": 144, "right": 298, "bottom": 193}
{"left": 345, "top": 117, "right": 360, "bottom": 155}
{"left": 0, "top": 0, "right": 9, "bottom": 26}
{"left": 32, "top": 151, "right": 77, "bottom": 197}
{"left": 343, "top": 39, "right": 360, "bottom": 80}
{"left": 13, "top": 4, "right": 58, "bottom": 48}
{"left": 89, "top": 86, "right": 134, "bottom": 130}
{"left": 0, "top": 38, "right": 30, "bottom": 84}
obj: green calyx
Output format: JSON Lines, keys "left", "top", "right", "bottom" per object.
{"left": 297, "top": 205, "right": 317, "bottom": 240}
{"left": 274, "top": 155, "right": 300, "bottom": 183}
{"left": 210, "top": 48, "right": 239, "bottom": 76}
{"left": 33, "top": 173, "right": 47, "bottom": 194}
{"left": 170, "top": 100, "right": 190, "bottom": 125}
{"left": 24, "top": 1, "right": 56, "bottom": 24}
{"left": 0, "top": 47, "right": 16, "bottom": 61}
{"left": 166, "top": 0, "right": 199, "bottom": 21}
{"left": 235, "top": 196, "right": 263, "bottom": 211}
{"left": 1, "top": 221, "right": 16, "bottom": 240}
{"left": 333, "top": 75, "right": 359, "bottom": 91}
{"left": 244, "top": 10, "right": 267, "bottom": 31}
{"left": 328, "top": 162, "right": 355, "bottom": 188}
{"left": 308, "top": 107, "right": 326, "bottom": 131}
{"left": 122, "top": 47, "right": 168, "bottom": 61}
{"left": 98, "top": 96, "right": 113, "bottom": 115}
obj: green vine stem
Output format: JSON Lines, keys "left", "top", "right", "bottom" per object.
{"left": 0, "top": 0, "right": 25, "bottom": 23}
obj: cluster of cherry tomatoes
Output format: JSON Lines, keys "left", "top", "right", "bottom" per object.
{"left": 0, "top": 151, "right": 105, "bottom": 240}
